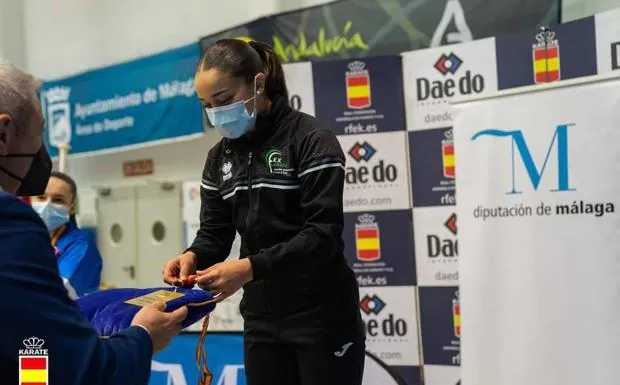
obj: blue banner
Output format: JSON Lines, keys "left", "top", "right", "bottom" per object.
{"left": 41, "top": 44, "right": 204, "bottom": 157}
{"left": 150, "top": 333, "right": 245, "bottom": 385}
{"left": 150, "top": 332, "right": 410, "bottom": 384}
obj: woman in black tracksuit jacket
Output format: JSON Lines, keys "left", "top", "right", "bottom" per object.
{"left": 162, "top": 38, "right": 365, "bottom": 385}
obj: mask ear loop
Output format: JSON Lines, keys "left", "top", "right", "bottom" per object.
{"left": 251, "top": 76, "right": 258, "bottom": 118}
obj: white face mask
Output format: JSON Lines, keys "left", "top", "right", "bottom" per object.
{"left": 32, "top": 201, "right": 70, "bottom": 232}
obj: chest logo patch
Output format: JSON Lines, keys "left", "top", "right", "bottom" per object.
{"left": 221, "top": 161, "right": 233, "bottom": 181}
{"left": 264, "top": 149, "right": 294, "bottom": 175}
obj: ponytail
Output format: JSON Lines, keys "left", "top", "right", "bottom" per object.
{"left": 198, "top": 38, "right": 289, "bottom": 105}
{"left": 248, "top": 41, "right": 289, "bottom": 105}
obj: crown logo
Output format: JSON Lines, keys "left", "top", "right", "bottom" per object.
{"left": 534, "top": 28, "right": 557, "bottom": 48}
{"left": 23, "top": 337, "right": 45, "bottom": 349}
{"left": 347, "top": 61, "right": 366, "bottom": 72}
{"left": 44, "top": 86, "right": 71, "bottom": 104}
{"left": 444, "top": 129, "right": 454, "bottom": 141}
{"left": 357, "top": 213, "right": 376, "bottom": 224}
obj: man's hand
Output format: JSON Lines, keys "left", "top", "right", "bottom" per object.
{"left": 162, "top": 251, "right": 197, "bottom": 286}
{"left": 196, "top": 259, "right": 253, "bottom": 301}
{"left": 131, "top": 302, "right": 188, "bottom": 353}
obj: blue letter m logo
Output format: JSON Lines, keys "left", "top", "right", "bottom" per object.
{"left": 471, "top": 124, "right": 575, "bottom": 194}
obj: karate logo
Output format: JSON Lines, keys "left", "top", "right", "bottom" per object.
{"left": 43, "top": 86, "right": 72, "bottom": 148}
{"left": 19, "top": 337, "right": 48, "bottom": 385}
{"left": 264, "top": 149, "right": 292, "bottom": 175}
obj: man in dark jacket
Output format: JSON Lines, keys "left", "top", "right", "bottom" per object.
{"left": 0, "top": 60, "right": 187, "bottom": 384}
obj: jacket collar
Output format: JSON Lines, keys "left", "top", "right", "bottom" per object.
{"left": 229, "top": 95, "right": 291, "bottom": 149}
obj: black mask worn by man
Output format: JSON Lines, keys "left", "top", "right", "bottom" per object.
{"left": 0, "top": 145, "right": 52, "bottom": 196}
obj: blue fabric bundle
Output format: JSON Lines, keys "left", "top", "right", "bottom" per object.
{"left": 76, "top": 287, "right": 217, "bottom": 336}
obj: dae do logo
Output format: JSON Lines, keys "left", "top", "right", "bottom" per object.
{"left": 360, "top": 294, "right": 408, "bottom": 337}
{"left": 416, "top": 52, "right": 485, "bottom": 101}
{"left": 427, "top": 213, "right": 458, "bottom": 260}
{"left": 346, "top": 141, "right": 398, "bottom": 185}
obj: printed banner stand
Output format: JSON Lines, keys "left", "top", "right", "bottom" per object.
{"left": 182, "top": 181, "right": 244, "bottom": 332}
{"left": 452, "top": 72, "right": 620, "bottom": 385}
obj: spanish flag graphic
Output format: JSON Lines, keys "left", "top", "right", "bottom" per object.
{"left": 533, "top": 44, "right": 560, "bottom": 84}
{"left": 453, "top": 298, "right": 461, "bottom": 338}
{"left": 442, "top": 140, "right": 455, "bottom": 179}
{"left": 20, "top": 356, "right": 48, "bottom": 385}
{"left": 345, "top": 61, "right": 371, "bottom": 109}
{"left": 355, "top": 220, "right": 381, "bottom": 262}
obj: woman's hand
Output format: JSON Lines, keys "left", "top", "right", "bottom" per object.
{"left": 196, "top": 259, "right": 253, "bottom": 301}
{"left": 162, "top": 251, "right": 197, "bottom": 286}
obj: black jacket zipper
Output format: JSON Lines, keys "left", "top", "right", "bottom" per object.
{"left": 246, "top": 151, "right": 270, "bottom": 312}
{"left": 246, "top": 152, "right": 253, "bottom": 236}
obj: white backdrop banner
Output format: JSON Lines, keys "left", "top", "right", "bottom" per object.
{"left": 282, "top": 61, "right": 316, "bottom": 116}
{"left": 453, "top": 74, "right": 620, "bottom": 385}
{"left": 402, "top": 37, "right": 498, "bottom": 132}
{"left": 182, "top": 181, "right": 244, "bottom": 332}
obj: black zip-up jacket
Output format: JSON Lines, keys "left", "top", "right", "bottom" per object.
{"left": 187, "top": 96, "right": 359, "bottom": 318}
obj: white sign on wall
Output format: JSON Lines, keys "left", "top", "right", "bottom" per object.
{"left": 282, "top": 61, "right": 316, "bottom": 116}
{"left": 413, "top": 206, "right": 458, "bottom": 287}
{"left": 594, "top": 7, "right": 620, "bottom": 74}
{"left": 182, "top": 181, "right": 244, "bottom": 332}
{"left": 337, "top": 131, "right": 411, "bottom": 212}
{"left": 424, "top": 365, "right": 461, "bottom": 385}
{"left": 453, "top": 74, "right": 620, "bottom": 385}
{"left": 359, "top": 286, "right": 421, "bottom": 367}
{"left": 402, "top": 37, "right": 498, "bottom": 131}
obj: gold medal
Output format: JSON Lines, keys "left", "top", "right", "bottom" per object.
{"left": 124, "top": 290, "right": 185, "bottom": 307}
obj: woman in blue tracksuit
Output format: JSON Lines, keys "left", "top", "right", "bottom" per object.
{"left": 31, "top": 171, "right": 102, "bottom": 298}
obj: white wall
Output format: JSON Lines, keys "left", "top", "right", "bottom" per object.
{"left": 0, "top": 0, "right": 27, "bottom": 70}
{"left": 19, "top": 0, "right": 620, "bottom": 80}
{"left": 23, "top": 0, "right": 336, "bottom": 80}
{"left": 563, "top": 0, "right": 620, "bottom": 21}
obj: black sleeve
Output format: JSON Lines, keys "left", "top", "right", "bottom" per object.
{"left": 248, "top": 127, "right": 346, "bottom": 280}
{"left": 186, "top": 149, "right": 236, "bottom": 269}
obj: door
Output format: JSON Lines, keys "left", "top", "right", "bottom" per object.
{"left": 96, "top": 187, "right": 138, "bottom": 288}
{"left": 135, "top": 182, "right": 183, "bottom": 288}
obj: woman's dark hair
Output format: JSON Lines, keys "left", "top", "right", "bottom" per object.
{"left": 50, "top": 171, "right": 78, "bottom": 222}
{"left": 198, "top": 39, "right": 289, "bottom": 104}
